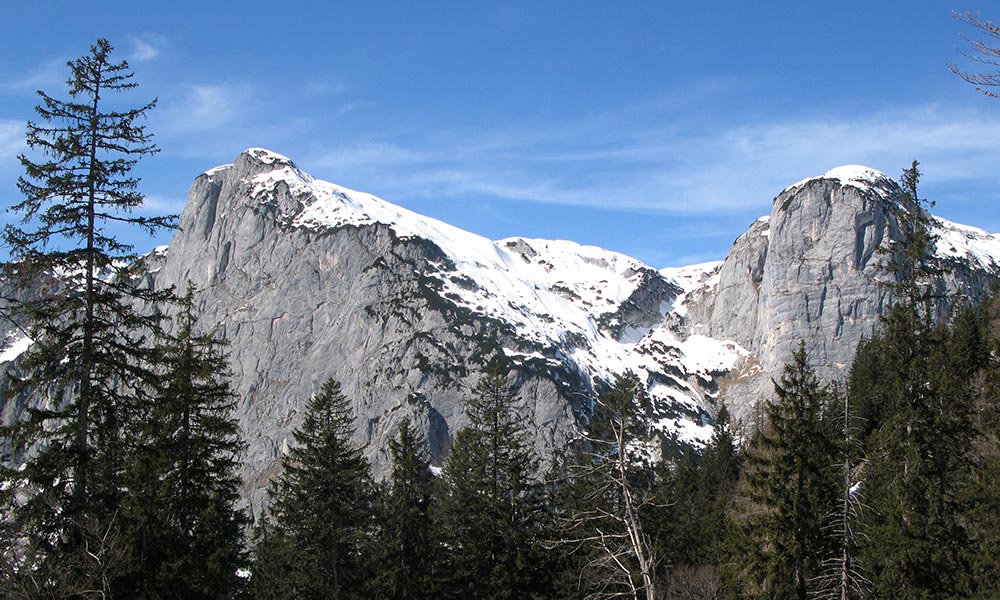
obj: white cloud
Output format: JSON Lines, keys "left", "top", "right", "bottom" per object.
{"left": 0, "top": 119, "right": 25, "bottom": 165}
{"left": 6, "top": 58, "right": 65, "bottom": 92}
{"left": 126, "top": 33, "right": 167, "bottom": 63}
{"left": 139, "top": 195, "right": 187, "bottom": 215}
{"left": 310, "top": 142, "right": 423, "bottom": 171}
{"left": 158, "top": 83, "right": 255, "bottom": 134}
{"left": 299, "top": 104, "right": 1000, "bottom": 218}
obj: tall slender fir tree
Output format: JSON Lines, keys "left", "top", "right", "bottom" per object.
{"left": 854, "top": 163, "right": 975, "bottom": 598}
{"left": 0, "top": 38, "right": 175, "bottom": 597}
{"left": 370, "top": 417, "right": 436, "bottom": 600}
{"left": 739, "top": 344, "right": 840, "bottom": 600}
{"left": 434, "top": 365, "right": 552, "bottom": 600}
{"left": 118, "top": 285, "right": 248, "bottom": 599}
{"left": 250, "top": 378, "right": 372, "bottom": 600}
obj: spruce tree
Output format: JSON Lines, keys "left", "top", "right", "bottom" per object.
{"left": 855, "top": 163, "right": 975, "bottom": 598}
{"left": 652, "top": 402, "right": 741, "bottom": 596}
{"left": 434, "top": 365, "right": 551, "bottom": 599}
{"left": 118, "top": 285, "right": 248, "bottom": 599}
{"left": 740, "top": 344, "right": 840, "bottom": 600}
{"left": 370, "top": 417, "right": 436, "bottom": 600}
{"left": 250, "top": 378, "right": 372, "bottom": 600}
{"left": 0, "top": 38, "right": 174, "bottom": 596}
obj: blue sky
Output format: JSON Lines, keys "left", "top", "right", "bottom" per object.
{"left": 2, "top": 1, "right": 1000, "bottom": 267}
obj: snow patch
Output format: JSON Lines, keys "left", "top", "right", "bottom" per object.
{"left": 204, "top": 164, "right": 233, "bottom": 177}
{"left": 245, "top": 147, "right": 293, "bottom": 165}
{"left": 933, "top": 217, "right": 1000, "bottom": 269}
{"left": 0, "top": 334, "right": 32, "bottom": 363}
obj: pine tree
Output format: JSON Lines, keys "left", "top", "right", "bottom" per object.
{"left": 250, "top": 378, "right": 372, "bottom": 600}
{"left": 855, "top": 164, "right": 975, "bottom": 598}
{"left": 652, "top": 403, "right": 742, "bottom": 596}
{"left": 0, "top": 38, "right": 175, "bottom": 596}
{"left": 740, "top": 344, "right": 840, "bottom": 600}
{"left": 370, "top": 417, "right": 436, "bottom": 600}
{"left": 118, "top": 285, "right": 247, "bottom": 599}
{"left": 434, "top": 365, "right": 551, "bottom": 600}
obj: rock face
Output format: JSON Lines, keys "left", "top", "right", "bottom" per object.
{"left": 682, "top": 166, "right": 1000, "bottom": 416}
{"left": 3, "top": 152, "right": 998, "bottom": 510}
{"left": 143, "top": 149, "right": 738, "bottom": 511}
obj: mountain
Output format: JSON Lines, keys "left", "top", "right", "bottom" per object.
{"left": 3, "top": 150, "right": 998, "bottom": 511}
{"left": 683, "top": 165, "right": 1000, "bottom": 417}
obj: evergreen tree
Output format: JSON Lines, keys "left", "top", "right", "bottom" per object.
{"left": 856, "top": 317, "right": 974, "bottom": 598}
{"left": 0, "top": 38, "right": 174, "bottom": 596}
{"left": 966, "top": 348, "right": 1000, "bottom": 597}
{"left": 250, "top": 378, "right": 372, "bottom": 600}
{"left": 855, "top": 164, "right": 975, "bottom": 598}
{"left": 739, "top": 344, "right": 840, "bottom": 600}
{"left": 434, "top": 365, "right": 551, "bottom": 599}
{"left": 118, "top": 285, "right": 248, "bottom": 599}
{"left": 651, "top": 402, "right": 741, "bottom": 596}
{"left": 370, "top": 417, "right": 436, "bottom": 600}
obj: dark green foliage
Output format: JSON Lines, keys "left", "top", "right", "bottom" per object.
{"left": 118, "top": 286, "right": 248, "bottom": 599}
{"left": 0, "top": 38, "right": 175, "bottom": 596}
{"left": 652, "top": 403, "right": 740, "bottom": 580}
{"left": 966, "top": 368, "right": 1000, "bottom": 597}
{"left": 811, "top": 385, "right": 869, "bottom": 600}
{"left": 370, "top": 417, "right": 436, "bottom": 600}
{"left": 883, "top": 161, "right": 941, "bottom": 306}
{"left": 849, "top": 165, "right": 979, "bottom": 598}
{"left": 434, "top": 365, "right": 552, "bottom": 600}
{"left": 954, "top": 296, "right": 1000, "bottom": 598}
{"left": 739, "top": 344, "right": 840, "bottom": 600}
{"left": 855, "top": 307, "right": 976, "bottom": 598}
{"left": 250, "top": 378, "right": 372, "bottom": 600}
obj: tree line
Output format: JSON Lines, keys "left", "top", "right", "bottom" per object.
{"left": 2, "top": 38, "right": 1000, "bottom": 599}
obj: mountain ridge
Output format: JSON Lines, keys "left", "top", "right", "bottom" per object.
{"left": 3, "top": 148, "right": 998, "bottom": 509}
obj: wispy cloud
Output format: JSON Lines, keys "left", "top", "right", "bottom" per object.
{"left": 298, "top": 103, "right": 1000, "bottom": 217}
{"left": 0, "top": 119, "right": 25, "bottom": 166}
{"left": 157, "top": 83, "right": 256, "bottom": 135}
{"left": 6, "top": 58, "right": 66, "bottom": 93}
{"left": 139, "top": 194, "right": 187, "bottom": 215}
{"left": 126, "top": 32, "right": 167, "bottom": 63}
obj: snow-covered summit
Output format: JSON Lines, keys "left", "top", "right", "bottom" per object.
{"left": 783, "top": 164, "right": 897, "bottom": 198}
{"left": 229, "top": 150, "right": 666, "bottom": 340}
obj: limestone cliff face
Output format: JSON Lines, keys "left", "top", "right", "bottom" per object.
{"left": 684, "top": 166, "right": 999, "bottom": 416}
{"left": 150, "top": 151, "right": 572, "bottom": 510}
{"left": 145, "top": 149, "right": 719, "bottom": 511}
